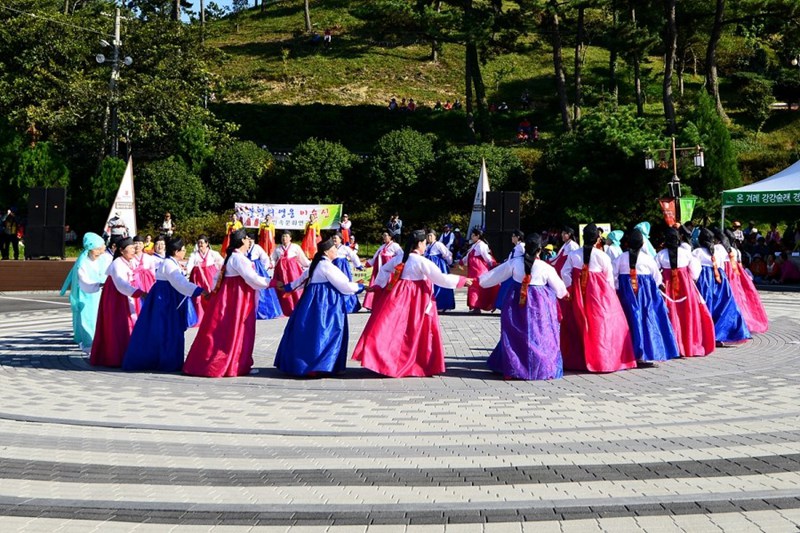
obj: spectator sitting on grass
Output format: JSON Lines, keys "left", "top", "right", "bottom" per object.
{"left": 444, "top": 100, "right": 452, "bottom": 110}
{"left": 433, "top": 100, "right": 443, "bottom": 111}
{"left": 388, "top": 98, "right": 398, "bottom": 111}
{"left": 407, "top": 98, "right": 417, "bottom": 112}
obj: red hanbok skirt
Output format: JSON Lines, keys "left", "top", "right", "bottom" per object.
{"left": 353, "top": 279, "right": 445, "bottom": 377}
{"left": 301, "top": 228, "right": 320, "bottom": 259}
{"left": 189, "top": 264, "right": 219, "bottom": 327}
{"left": 724, "top": 263, "right": 768, "bottom": 334}
{"left": 183, "top": 276, "right": 257, "bottom": 377}
{"left": 560, "top": 269, "right": 636, "bottom": 373}
{"left": 272, "top": 255, "right": 304, "bottom": 316}
{"left": 90, "top": 280, "right": 136, "bottom": 367}
{"left": 467, "top": 254, "right": 498, "bottom": 311}
{"left": 662, "top": 267, "right": 716, "bottom": 357}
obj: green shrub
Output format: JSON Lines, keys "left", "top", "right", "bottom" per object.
{"left": 282, "top": 138, "right": 359, "bottom": 203}
{"left": 88, "top": 157, "right": 127, "bottom": 229}
{"left": 137, "top": 157, "right": 205, "bottom": 225}
{"left": 206, "top": 140, "right": 273, "bottom": 210}
{"left": 369, "top": 127, "right": 436, "bottom": 209}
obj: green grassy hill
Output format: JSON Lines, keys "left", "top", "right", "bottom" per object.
{"left": 206, "top": 0, "right": 800, "bottom": 180}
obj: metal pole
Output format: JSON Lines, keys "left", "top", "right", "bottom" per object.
{"left": 671, "top": 136, "right": 681, "bottom": 223}
{"left": 720, "top": 206, "right": 726, "bottom": 232}
{"left": 109, "top": 8, "right": 121, "bottom": 158}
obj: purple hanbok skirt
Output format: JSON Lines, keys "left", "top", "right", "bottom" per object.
{"left": 487, "top": 281, "right": 563, "bottom": 380}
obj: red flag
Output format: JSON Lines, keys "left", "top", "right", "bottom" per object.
{"left": 658, "top": 198, "right": 676, "bottom": 227}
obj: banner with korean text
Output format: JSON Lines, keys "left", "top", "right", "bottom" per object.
{"left": 721, "top": 190, "right": 800, "bottom": 207}
{"left": 234, "top": 203, "right": 343, "bottom": 230}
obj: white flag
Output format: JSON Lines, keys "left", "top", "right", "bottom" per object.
{"left": 104, "top": 156, "right": 138, "bottom": 238}
{"left": 467, "top": 158, "right": 490, "bottom": 234}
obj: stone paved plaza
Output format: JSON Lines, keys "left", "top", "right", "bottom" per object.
{"left": 0, "top": 290, "right": 799, "bottom": 532}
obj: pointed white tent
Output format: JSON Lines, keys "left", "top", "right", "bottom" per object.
{"left": 721, "top": 159, "right": 800, "bottom": 227}
{"left": 104, "top": 156, "right": 137, "bottom": 238}
{"left": 467, "top": 158, "right": 490, "bottom": 234}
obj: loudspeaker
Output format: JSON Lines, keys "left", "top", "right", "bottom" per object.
{"left": 24, "top": 226, "right": 65, "bottom": 258}
{"left": 46, "top": 188, "right": 66, "bottom": 228}
{"left": 485, "top": 191, "right": 503, "bottom": 232}
{"left": 27, "top": 187, "right": 47, "bottom": 227}
{"left": 502, "top": 191, "right": 521, "bottom": 231}
{"left": 485, "top": 230, "right": 514, "bottom": 262}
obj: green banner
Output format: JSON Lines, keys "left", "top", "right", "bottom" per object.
{"left": 721, "top": 190, "right": 800, "bottom": 207}
{"left": 678, "top": 196, "right": 696, "bottom": 223}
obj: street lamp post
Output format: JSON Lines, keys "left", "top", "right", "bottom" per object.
{"left": 643, "top": 136, "right": 704, "bottom": 223}
{"left": 95, "top": 8, "right": 133, "bottom": 159}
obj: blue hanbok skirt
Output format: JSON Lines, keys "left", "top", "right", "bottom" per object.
{"left": 494, "top": 278, "right": 514, "bottom": 311}
{"left": 122, "top": 280, "right": 194, "bottom": 372}
{"left": 426, "top": 254, "right": 455, "bottom": 311}
{"left": 487, "top": 281, "right": 563, "bottom": 380}
{"left": 274, "top": 282, "right": 349, "bottom": 376}
{"left": 332, "top": 257, "right": 361, "bottom": 313}
{"left": 253, "top": 260, "right": 283, "bottom": 320}
{"left": 617, "top": 274, "right": 680, "bottom": 362}
{"left": 696, "top": 266, "right": 751, "bottom": 343}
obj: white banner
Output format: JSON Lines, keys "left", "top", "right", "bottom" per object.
{"left": 104, "top": 156, "right": 137, "bottom": 238}
{"left": 234, "top": 203, "right": 343, "bottom": 230}
{"left": 467, "top": 158, "right": 490, "bottom": 233}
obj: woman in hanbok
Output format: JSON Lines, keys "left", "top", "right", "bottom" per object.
{"left": 362, "top": 231, "right": 402, "bottom": 311}
{"left": 550, "top": 226, "right": 580, "bottom": 276}
{"left": 151, "top": 236, "right": 167, "bottom": 271}
{"left": 424, "top": 230, "right": 455, "bottom": 312}
{"left": 90, "top": 238, "right": 146, "bottom": 367}
{"left": 60, "top": 232, "right": 108, "bottom": 353}
{"left": 123, "top": 238, "right": 206, "bottom": 372}
{"left": 460, "top": 228, "right": 498, "bottom": 313}
{"left": 478, "top": 234, "right": 567, "bottom": 380}
{"left": 339, "top": 214, "right": 352, "bottom": 244}
{"left": 246, "top": 233, "right": 283, "bottom": 320}
{"left": 301, "top": 212, "right": 322, "bottom": 259}
{"left": 719, "top": 229, "right": 768, "bottom": 334}
{"left": 353, "top": 230, "right": 470, "bottom": 377}
{"left": 184, "top": 230, "right": 269, "bottom": 377}
{"left": 634, "top": 221, "right": 658, "bottom": 257}
{"left": 274, "top": 239, "right": 364, "bottom": 376}
{"left": 605, "top": 230, "right": 623, "bottom": 261}
{"left": 258, "top": 214, "right": 276, "bottom": 257}
{"left": 271, "top": 231, "right": 310, "bottom": 316}
{"left": 613, "top": 229, "right": 679, "bottom": 365}
{"left": 186, "top": 235, "right": 223, "bottom": 326}
{"left": 693, "top": 228, "right": 750, "bottom": 344}
{"left": 656, "top": 228, "right": 715, "bottom": 357}
{"left": 220, "top": 213, "right": 243, "bottom": 258}
{"left": 493, "top": 230, "right": 525, "bottom": 310}
{"left": 331, "top": 232, "right": 363, "bottom": 313}
{"left": 131, "top": 235, "right": 157, "bottom": 314}
{"left": 560, "top": 224, "right": 636, "bottom": 373}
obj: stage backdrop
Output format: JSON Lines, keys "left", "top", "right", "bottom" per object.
{"left": 235, "top": 203, "right": 343, "bottom": 230}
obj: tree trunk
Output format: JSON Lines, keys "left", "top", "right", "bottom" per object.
{"left": 609, "top": 0, "right": 618, "bottom": 104}
{"left": 304, "top": 0, "right": 312, "bottom": 32}
{"left": 705, "top": 0, "right": 728, "bottom": 120}
{"left": 573, "top": 5, "right": 585, "bottom": 125}
{"left": 172, "top": 0, "right": 180, "bottom": 21}
{"left": 676, "top": 54, "right": 684, "bottom": 96}
{"left": 64, "top": 0, "right": 69, "bottom": 15}
{"left": 468, "top": 41, "right": 490, "bottom": 139}
{"left": 550, "top": 1, "right": 571, "bottom": 131}
{"left": 662, "top": 0, "right": 677, "bottom": 134}
{"left": 630, "top": 3, "right": 644, "bottom": 117}
{"left": 431, "top": 0, "right": 441, "bottom": 62}
{"left": 465, "top": 42, "right": 473, "bottom": 115}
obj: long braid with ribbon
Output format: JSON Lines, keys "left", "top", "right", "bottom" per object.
{"left": 699, "top": 228, "right": 721, "bottom": 283}
{"left": 520, "top": 234, "right": 542, "bottom": 307}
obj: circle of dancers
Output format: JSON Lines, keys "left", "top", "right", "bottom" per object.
{"left": 60, "top": 217, "right": 768, "bottom": 381}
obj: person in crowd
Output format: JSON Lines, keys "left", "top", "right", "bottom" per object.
{"left": 131, "top": 235, "right": 157, "bottom": 314}
{"left": 656, "top": 228, "right": 715, "bottom": 357}
{"left": 301, "top": 212, "right": 322, "bottom": 259}
{"left": 613, "top": 229, "right": 679, "bottom": 366}
{"left": 161, "top": 212, "right": 175, "bottom": 237}
{"left": 407, "top": 98, "right": 417, "bottom": 112}
{"left": 271, "top": 231, "right": 311, "bottom": 316}
{"left": 560, "top": 224, "right": 636, "bottom": 373}
{"left": 64, "top": 224, "right": 78, "bottom": 245}
{"left": 90, "top": 237, "right": 146, "bottom": 367}
{"left": 151, "top": 235, "right": 167, "bottom": 271}
{"left": 274, "top": 239, "right": 364, "bottom": 377}
{"left": 720, "top": 230, "right": 769, "bottom": 334}
{"left": 107, "top": 211, "right": 128, "bottom": 239}
{"left": 776, "top": 252, "right": 800, "bottom": 284}
{"left": 323, "top": 27, "right": 332, "bottom": 46}
{"left": 123, "top": 237, "right": 206, "bottom": 372}
{"left": 339, "top": 214, "right": 352, "bottom": 244}
{"left": 453, "top": 99, "right": 462, "bottom": 110}
{"left": 246, "top": 232, "right": 283, "bottom": 320}
{"left": 348, "top": 233, "right": 359, "bottom": 254}
{"left": 766, "top": 223, "right": 781, "bottom": 247}
{"left": 493, "top": 229, "right": 525, "bottom": 310}
{"left": 605, "top": 230, "right": 623, "bottom": 261}
{"left": 424, "top": 229, "right": 455, "bottom": 312}
{"left": 220, "top": 213, "right": 243, "bottom": 258}
{"left": 1, "top": 209, "right": 20, "bottom": 260}
{"left": 388, "top": 98, "right": 398, "bottom": 111}
{"left": 353, "top": 230, "right": 470, "bottom": 377}
{"left": 433, "top": 100, "right": 443, "bottom": 111}
{"left": 184, "top": 229, "right": 269, "bottom": 378}
{"left": 258, "top": 214, "right": 276, "bottom": 257}
{"left": 765, "top": 253, "right": 781, "bottom": 283}
{"left": 460, "top": 228, "right": 498, "bottom": 313}
{"left": 443, "top": 100, "right": 453, "bottom": 110}
{"left": 186, "top": 235, "right": 223, "bottom": 326}
{"left": 143, "top": 234, "right": 154, "bottom": 254}
{"left": 362, "top": 231, "right": 402, "bottom": 311}
{"left": 731, "top": 220, "right": 745, "bottom": 246}
{"left": 693, "top": 228, "right": 750, "bottom": 344}
{"left": 550, "top": 226, "right": 580, "bottom": 276}
{"left": 439, "top": 224, "right": 455, "bottom": 252}
{"left": 541, "top": 244, "right": 556, "bottom": 262}
{"left": 634, "top": 221, "right": 657, "bottom": 256}
{"left": 479, "top": 233, "right": 567, "bottom": 380}
{"left": 60, "top": 232, "right": 107, "bottom": 353}
{"left": 399, "top": 98, "right": 408, "bottom": 111}
{"left": 452, "top": 228, "right": 466, "bottom": 260}
{"left": 330, "top": 232, "right": 363, "bottom": 313}
{"left": 387, "top": 213, "right": 403, "bottom": 241}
